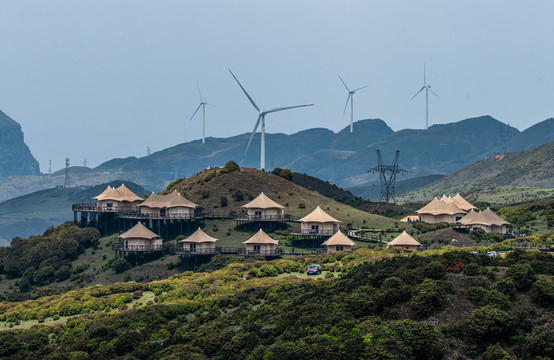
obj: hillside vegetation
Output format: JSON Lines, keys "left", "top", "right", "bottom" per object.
{"left": 398, "top": 140, "right": 554, "bottom": 205}
{"left": 0, "top": 248, "right": 552, "bottom": 359}
{"left": 166, "top": 165, "right": 404, "bottom": 230}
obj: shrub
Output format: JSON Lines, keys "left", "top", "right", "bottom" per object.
{"left": 112, "top": 259, "right": 132, "bottom": 273}
{"left": 463, "top": 262, "right": 480, "bottom": 276}
{"left": 409, "top": 279, "right": 445, "bottom": 318}
{"left": 423, "top": 261, "right": 446, "bottom": 280}
{"left": 232, "top": 189, "right": 244, "bottom": 202}
{"left": 298, "top": 203, "right": 306, "bottom": 209}
{"left": 467, "top": 305, "right": 513, "bottom": 339}
{"left": 495, "top": 277, "right": 516, "bottom": 298}
{"left": 506, "top": 263, "right": 536, "bottom": 291}
{"left": 530, "top": 278, "right": 554, "bottom": 307}
{"left": 220, "top": 196, "right": 228, "bottom": 207}
{"left": 259, "top": 264, "right": 279, "bottom": 277}
{"left": 482, "top": 344, "right": 515, "bottom": 360}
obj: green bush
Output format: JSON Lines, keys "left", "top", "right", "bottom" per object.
{"left": 505, "top": 263, "right": 536, "bottom": 291}
{"left": 467, "top": 305, "right": 513, "bottom": 339}
{"left": 423, "top": 261, "right": 446, "bottom": 280}
{"left": 463, "top": 262, "right": 480, "bottom": 276}
{"left": 259, "top": 264, "right": 279, "bottom": 277}
{"left": 112, "top": 259, "right": 132, "bottom": 273}
{"left": 409, "top": 279, "right": 445, "bottom": 318}
{"left": 482, "top": 344, "right": 515, "bottom": 360}
{"left": 530, "top": 278, "right": 554, "bottom": 307}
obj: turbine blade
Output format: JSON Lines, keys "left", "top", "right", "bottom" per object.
{"left": 343, "top": 94, "right": 351, "bottom": 114}
{"left": 189, "top": 103, "right": 202, "bottom": 121}
{"left": 424, "top": 62, "right": 426, "bottom": 84}
{"left": 240, "top": 115, "right": 262, "bottom": 166}
{"left": 229, "top": 69, "right": 260, "bottom": 112}
{"left": 196, "top": 80, "right": 203, "bottom": 102}
{"left": 338, "top": 75, "right": 350, "bottom": 91}
{"left": 428, "top": 88, "right": 439, "bottom": 97}
{"left": 410, "top": 86, "right": 426, "bottom": 101}
{"left": 352, "top": 85, "right": 368, "bottom": 92}
{"left": 264, "top": 104, "right": 314, "bottom": 114}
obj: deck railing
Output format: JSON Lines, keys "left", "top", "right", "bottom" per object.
{"left": 175, "top": 246, "right": 221, "bottom": 255}
{"left": 234, "top": 214, "right": 292, "bottom": 222}
{"left": 72, "top": 204, "right": 204, "bottom": 220}
{"left": 288, "top": 229, "right": 338, "bottom": 236}
{"left": 112, "top": 244, "right": 164, "bottom": 252}
{"left": 237, "top": 248, "right": 284, "bottom": 256}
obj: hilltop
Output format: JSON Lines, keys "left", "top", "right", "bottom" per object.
{"left": 397, "top": 140, "right": 554, "bottom": 205}
{"left": 0, "top": 110, "right": 39, "bottom": 181}
{"left": 0, "top": 181, "right": 148, "bottom": 246}
{"left": 166, "top": 165, "right": 401, "bottom": 229}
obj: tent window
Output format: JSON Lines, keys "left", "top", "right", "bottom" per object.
{"left": 107, "top": 203, "right": 113, "bottom": 210}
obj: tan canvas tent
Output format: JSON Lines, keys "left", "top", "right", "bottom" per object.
{"left": 179, "top": 228, "right": 218, "bottom": 253}
{"left": 388, "top": 231, "right": 421, "bottom": 250}
{"left": 298, "top": 206, "right": 341, "bottom": 235}
{"left": 242, "top": 192, "right": 285, "bottom": 218}
{"left": 242, "top": 229, "right": 279, "bottom": 255}
{"left": 321, "top": 231, "right": 356, "bottom": 252}
{"left": 416, "top": 198, "right": 466, "bottom": 224}
{"left": 458, "top": 208, "right": 510, "bottom": 234}
{"left": 118, "top": 222, "right": 162, "bottom": 251}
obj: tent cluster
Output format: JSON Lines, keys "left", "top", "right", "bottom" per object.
{"left": 139, "top": 191, "right": 198, "bottom": 218}
{"left": 93, "top": 184, "right": 143, "bottom": 210}
{"left": 94, "top": 185, "right": 198, "bottom": 218}
{"left": 410, "top": 194, "right": 510, "bottom": 234}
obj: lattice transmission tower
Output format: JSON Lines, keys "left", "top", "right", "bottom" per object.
{"left": 369, "top": 150, "right": 406, "bottom": 203}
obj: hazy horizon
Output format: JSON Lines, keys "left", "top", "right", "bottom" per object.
{"left": 1, "top": 1, "right": 553, "bottom": 172}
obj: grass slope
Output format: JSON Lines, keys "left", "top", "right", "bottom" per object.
{"left": 397, "top": 141, "right": 554, "bottom": 205}
{"left": 166, "top": 167, "right": 406, "bottom": 230}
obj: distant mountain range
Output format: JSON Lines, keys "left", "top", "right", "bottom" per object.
{"left": 92, "top": 115, "right": 553, "bottom": 190}
{"left": 0, "top": 110, "right": 39, "bottom": 180}
{"left": 1, "top": 113, "right": 553, "bottom": 202}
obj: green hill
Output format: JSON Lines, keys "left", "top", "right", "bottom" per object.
{"left": 397, "top": 141, "right": 554, "bottom": 205}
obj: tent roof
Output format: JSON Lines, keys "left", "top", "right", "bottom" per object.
{"left": 242, "top": 229, "right": 279, "bottom": 245}
{"left": 242, "top": 192, "right": 285, "bottom": 209}
{"left": 451, "top": 194, "right": 478, "bottom": 212}
{"left": 138, "top": 191, "right": 197, "bottom": 209}
{"left": 321, "top": 231, "right": 356, "bottom": 247}
{"left": 179, "top": 228, "right": 218, "bottom": 243}
{"left": 440, "top": 195, "right": 451, "bottom": 203}
{"left": 388, "top": 231, "right": 421, "bottom": 247}
{"left": 459, "top": 208, "right": 510, "bottom": 227}
{"left": 298, "top": 206, "right": 341, "bottom": 223}
{"left": 416, "top": 198, "right": 466, "bottom": 216}
{"left": 93, "top": 186, "right": 121, "bottom": 201}
{"left": 119, "top": 222, "right": 160, "bottom": 240}
{"left": 115, "top": 184, "right": 143, "bottom": 202}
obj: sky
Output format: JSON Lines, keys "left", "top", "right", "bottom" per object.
{"left": 1, "top": 1, "right": 553, "bottom": 173}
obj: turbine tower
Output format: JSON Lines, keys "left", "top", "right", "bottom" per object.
{"left": 411, "top": 63, "right": 438, "bottom": 130}
{"left": 229, "top": 70, "right": 314, "bottom": 170}
{"left": 338, "top": 75, "right": 367, "bottom": 133}
{"left": 189, "top": 81, "right": 209, "bottom": 144}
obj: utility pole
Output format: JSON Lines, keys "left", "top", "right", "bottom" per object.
{"left": 64, "top": 158, "right": 70, "bottom": 188}
{"left": 369, "top": 150, "right": 406, "bottom": 203}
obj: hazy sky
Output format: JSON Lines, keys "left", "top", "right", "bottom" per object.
{"left": 1, "top": 1, "right": 553, "bottom": 173}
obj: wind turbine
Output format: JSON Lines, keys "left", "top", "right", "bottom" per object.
{"left": 411, "top": 63, "right": 438, "bottom": 130}
{"left": 189, "top": 81, "right": 209, "bottom": 144}
{"left": 338, "top": 75, "right": 367, "bottom": 133}
{"left": 229, "top": 70, "right": 314, "bottom": 170}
